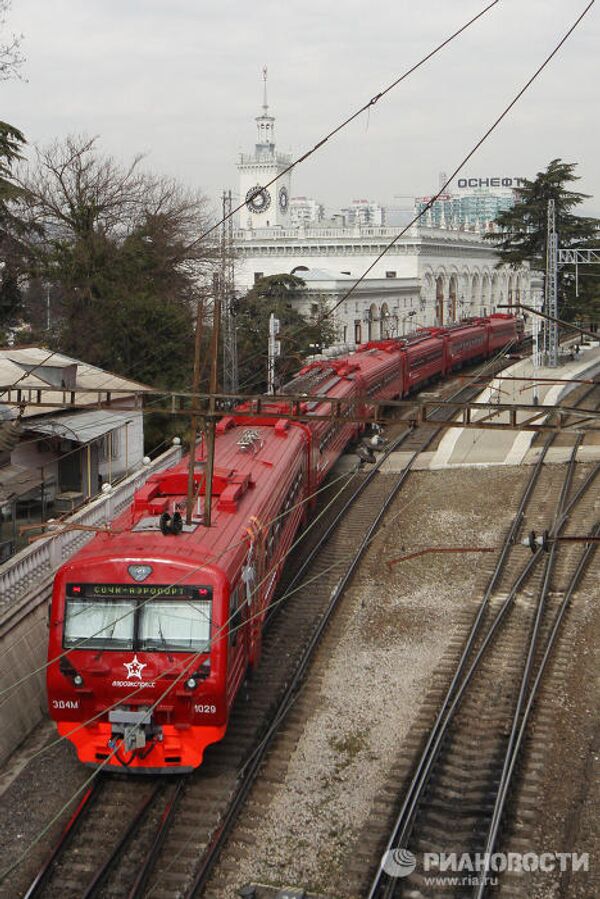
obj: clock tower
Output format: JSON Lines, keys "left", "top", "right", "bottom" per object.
{"left": 238, "top": 67, "right": 292, "bottom": 230}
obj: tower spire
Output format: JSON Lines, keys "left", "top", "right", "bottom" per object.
{"left": 255, "top": 64, "right": 275, "bottom": 153}
{"left": 262, "top": 64, "right": 268, "bottom": 114}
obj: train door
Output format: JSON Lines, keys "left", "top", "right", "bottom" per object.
{"left": 246, "top": 524, "right": 266, "bottom": 670}
{"left": 226, "top": 580, "right": 248, "bottom": 701}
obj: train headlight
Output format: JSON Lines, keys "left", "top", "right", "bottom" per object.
{"left": 73, "top": 674, "right": 84, "bottom": 687}
{"left": 186, "top": 677, "right": 198, "bottom": 690}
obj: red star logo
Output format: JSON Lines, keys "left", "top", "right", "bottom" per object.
{"left": 124, "top": 655, "right": 146, "bottom": 680}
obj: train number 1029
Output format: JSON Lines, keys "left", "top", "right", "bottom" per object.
{"left": 194, "top": 704, "right": 217, "bottom": 715}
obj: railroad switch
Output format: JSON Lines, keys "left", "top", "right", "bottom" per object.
{"left": 524, "top": 529, "right": 550, "bottom": 553}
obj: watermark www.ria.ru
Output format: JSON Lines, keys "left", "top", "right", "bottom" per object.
{"left": 381, "top": 848, "right": 589, "bottom": 886}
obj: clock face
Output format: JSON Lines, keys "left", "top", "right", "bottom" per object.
{"left": 245, "top": 185, "right": 271, "bottom": 214}
{"left": 279, "top": 186, "right": 289, "bottom": 212}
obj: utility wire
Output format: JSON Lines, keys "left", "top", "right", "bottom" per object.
{"left": 192, "top": 0, "right": 501, "bottom": 244}
{"left": 318, "top": 0, "right": 597, "bottom": 323}
{"left": 222, "top": 0, "right": 596, "bottom": 374}
{"left": 0, "top": 2, "right": 498, "bottom": 402}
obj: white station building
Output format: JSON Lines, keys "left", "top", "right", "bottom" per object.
{"left": 232, "top": 77, "right": 536, "bottom": 346}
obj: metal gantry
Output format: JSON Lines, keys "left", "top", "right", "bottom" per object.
{"left": 543, "top": 199, "right": 598, "bottom": 368}
{"left": 1, "top": 384, "right": 599, "bottom": 434}
{"left": 558, "top": 247, "right": 600, "bottom": 299}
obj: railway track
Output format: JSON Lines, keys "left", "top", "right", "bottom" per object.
{"left": 12, "top": 354, "right": 519, "bottom": 899}
{"left": 364, "top": 386, "right": 599, "bottom": 898}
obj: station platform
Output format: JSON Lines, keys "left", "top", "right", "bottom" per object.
{"left": 333, "top": 341, "right": 600, "bottom": 474}
{"left": 425, "top": 341, "right": 600, "bottom": 469}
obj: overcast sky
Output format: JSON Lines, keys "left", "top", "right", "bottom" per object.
{"left": 2, "top": 0, "right": 599, "bottom": 219}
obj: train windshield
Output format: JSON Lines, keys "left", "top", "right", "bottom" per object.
{"left": 63, "top": 584, "right": 212, "bottom": 652}
{"left": 64, "top": 599, "right": 135, "bottom": 650}
{"left": 138, "top": 601, "right": 211, "bottom": 652}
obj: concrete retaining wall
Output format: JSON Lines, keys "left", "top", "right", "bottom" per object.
{"left": 0, "top": 444, "right": 183, "bottom": 768}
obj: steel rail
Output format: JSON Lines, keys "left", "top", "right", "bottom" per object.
{"left": 472, "top": 444, "right": 595, "bottom": 898}
{"left": 475, "top": 519, "right": 600, "bottom": 898}
{"left": 367, "top": 430, "right": 555, "bottom": 899}
{"left": 370, "top": 378, "right": 600, "bottom": 896}
{"left": 182, "top": 351, "right": 517, "bottom": 897}
{"left": 127, "top": 777, "right": 186, "bottom": 899}
{"left": 80, "top": 781, "right": 164, "bottom": 899}
{"left": 22, "top": 781, "right": 102, "bottom": 899}
{"left": 369, "top": 428, "right": 598, "bottom": 898}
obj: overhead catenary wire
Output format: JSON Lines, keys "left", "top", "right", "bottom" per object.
{"left": 0, "top": 461, "right": 361, "bottom": 701}
{"left": 0, "top": 334, "right": 521, "bottom": 708}
{"left": 3, "top": 352, "right": 534, "bottom": 889}
{"left": 0, "top": 2, "right": 499, "bottom": 405}
{"left": 191, "top": 0, "right": 501, "bottom": 245}
{"left": 317, "top": 0, "right": 597, "bottom": 324}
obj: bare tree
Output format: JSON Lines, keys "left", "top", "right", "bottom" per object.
{"left": 19, "top": 134, "right": 215, "bottom": 253}
{"left": 0, "top": 0, "right": 25, "bottom": 81}
{"left": 16, "top": 134, "right": 218, "bottom": 386}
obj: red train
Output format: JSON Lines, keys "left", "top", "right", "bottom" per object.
{"left": 47, "top": 314, "right": 522, "bottom": 772}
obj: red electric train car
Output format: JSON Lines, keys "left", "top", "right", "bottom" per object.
{"left": 46, "top": 314, "right": 521, "bottom": 772}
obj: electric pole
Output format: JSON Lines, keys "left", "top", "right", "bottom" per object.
{"left": 204, "top": 276, "right": 221, "bottom": 527}
{"left": 221, "top": 190, "right": 239, "bottom": 396}
{"left": 185, "top": 295, "right": 205, "bottom": 526}
{"left": 267, "top": 313, "right": 280, "bottom": 395}
{"left": 544, "top": 198, "right": 559, "bottom": 367}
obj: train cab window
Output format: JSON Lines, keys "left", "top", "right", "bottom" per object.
{"left": 63, "top": 584, "right": 212, "bottom": 653}
{"left": 64, "top": 598, "right": 135, "bottom": 650}
{"left": 139, "top": 600, "right": 211, "bottom": 653}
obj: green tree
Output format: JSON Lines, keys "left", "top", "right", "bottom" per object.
{"left": 485, "top": 159, "right": 599, "bottom": 322}
{"left": 17, "top": 135, "right": 216, "bottom": 384}
{"left": 235, "top": 273, "right": 337, "bottom": 393}
{"left": 0, "top": 120, "right": 32, "bottom": 333}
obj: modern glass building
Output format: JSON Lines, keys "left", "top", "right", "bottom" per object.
{"left": 416, "top": 186, "right": 517, "bottom": 231}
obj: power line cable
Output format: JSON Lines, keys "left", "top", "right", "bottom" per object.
{"left": 221, "top": 0, "right": 596, "bottom": 378}
{"left": 0, "top": 2, "right": 498, "bottom": 403}
{"left": 317, "top": 0, "right": 597, "bottom": 322}
{"left": 0, "top": 464, "right": 360, "bottom": 700}
{"left": 192, "top": 0, "right": 501, "bottom": 245}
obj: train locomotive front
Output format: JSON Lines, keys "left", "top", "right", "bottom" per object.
{"left": 46, "top": 316, "right": 522, "bottom": 773}
{"left": 47, "top": 555, "right": 231, "bottom": 772}
{"left": 47, "top": 418, "right": 310, "bottom": 773}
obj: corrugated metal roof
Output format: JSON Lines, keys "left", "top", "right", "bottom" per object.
{"left": 23, "top": 409, "right": 133, "bottom": 443}
{"left": 2, "top": 348, "right": 151, "bottom": 392}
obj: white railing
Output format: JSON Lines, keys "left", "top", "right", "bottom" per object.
{"left": 0, "top": 444, "right": 182, "bottom": 610}
{"left": 232, "top": 225, "right": 422, "bottom": 242}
